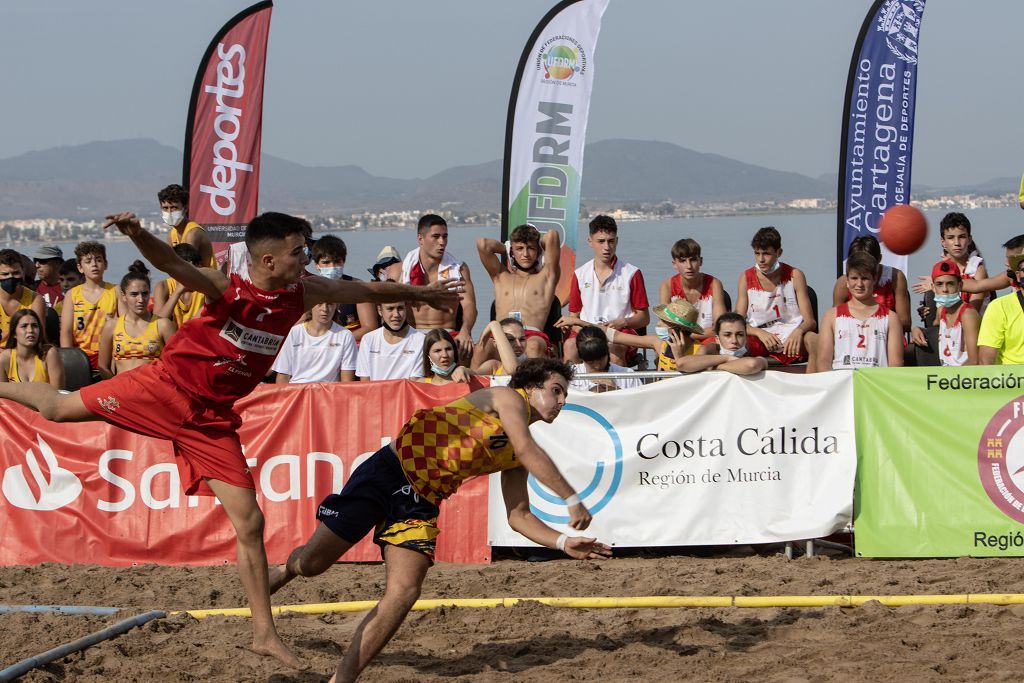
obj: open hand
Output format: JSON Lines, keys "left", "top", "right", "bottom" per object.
{"left": 912, "top": 275, "right": 933, "bottom": 294}
{"left": 450, "top": 366, "right": 473, "bottom": 383}
{"left": 563, "top": 537, "right": 613, "bottom": 560}
{"left": 421, "top": 278, "right": 464, "bottom": 310}
{"left": 103, "top": 211, "right": 142, "bottom": 238}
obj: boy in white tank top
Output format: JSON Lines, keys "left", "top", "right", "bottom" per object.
{"left": 815, "top": 252, "right": 903, "bottom": 372}
{"left": 911, "top": 260, "right": 979, "bottom": 366}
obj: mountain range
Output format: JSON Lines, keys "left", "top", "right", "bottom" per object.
{"left": 0, "top": 138, "right": 1012, "bottom": 220}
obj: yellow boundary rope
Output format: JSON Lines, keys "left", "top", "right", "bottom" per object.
{"left": 177, "top": 593, "right": 1024, "bottom": 619}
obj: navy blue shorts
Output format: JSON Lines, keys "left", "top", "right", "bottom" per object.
{"left": 316, "top": 446, "right": 441, "bottom": 560}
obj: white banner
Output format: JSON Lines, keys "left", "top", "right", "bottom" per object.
{"left": 504, "top": 0, "right": 608, "bottom": 251}
{"left": 488, "top": 372, "right": 856, "bottom": 547}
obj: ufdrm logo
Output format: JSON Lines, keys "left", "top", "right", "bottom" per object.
{"left": 527, "top": 404, "right": 623, "bottom": 524}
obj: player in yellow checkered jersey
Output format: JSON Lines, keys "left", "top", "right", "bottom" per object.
{"left": 271, "top": 357, "right": 611, "bottom": 681}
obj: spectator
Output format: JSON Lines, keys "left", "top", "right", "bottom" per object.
{"left": 832, "top": 235, "right": 911, "bottom": 332}
{"left": 32, "top": 244, "right": 65, "bottom": 308}
{"left": 58, "top": 258, "right": 84, "bottom": 294}
{"left": 0, "top": 248, "right": 46, "bottom": 346}
{"left": 402, "top": 214, "right": 478, "bottom": 358}
{"left": 159, "top": 183, "right": 215, "bottom": 268}
{"left": 61, "top": 242, "right": 120, "bottom": 372}
{"left": 559, "top": 215, "right": 650, "bottom": 366}
{"left": 418, "top": 328, "right": 473, "bottom": 385}
{"left": 815, "top": 252, "right": 902, "bottom": 371}
{"left": 978, "top": 235, "right": 1024, "bottom": 365}
{"left": 356, "top": 302, "right": 425, "bottom": 381}
{"left": 0, "top": 309, "right": 63, "bottom": 387}
{"left": 154, "top": 243, "right": 206, "bottom": 326}
{"left": 478, "top": 224, "right": 561, "bottom": 358}
{"left": 98, "top": 262, "right": 176, "bottom": 379}
{"left": 695, "top": 312, "right": 770, "bottom": 375}
{"left": 911, "top": 260, "right": 979, "bottom": 366}
{"left": 570, "top": 326, "right": 642, "bottom": 392}
{"left": 368, "top": 246, "right": 402, "bottom": 283}
{"left": 472, "top": 318, "right": 527, "bottom": 376}
{"left": 606, "top": 299, "right": 703, "bottom": 372}
{"left": 273, "top": 302, "right": 357, "bottom": 383}
{"left": 736, "top": 226, "right": 817, "bottom": 366}
{"left": 312, "top": 235, "right": 378, "bottom": 342}
{"left": 658, "top": 238, "right": 726, "bottom": 342}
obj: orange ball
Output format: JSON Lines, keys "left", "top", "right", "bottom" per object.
{"left": 879, "top": 204, "right": 928, "bottom": 255}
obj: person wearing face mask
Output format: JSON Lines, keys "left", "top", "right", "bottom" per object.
{"left": 418, "top": 328, "right": 473, "bottom": 385}
{"left": 695, "top": 312, "right": 770, "bottom": 375}
{"left": 978, "top": 235, "right": 1024, "bottom": 365}
{"left": 0, "top": 309, "right": 64, "bottom": 387}
{"left": 0, "top": 249, "right": 47, "bottom": 347}
{"left": 312, "top": 235, "right": 378, "bottom": 343}
{"left": 355, "top": 301, "right": 426, "bottom": 381}
{"left": 272, "top": 301, "right": 357, "bottom": 383}
{"left": 158, "top": 184, "right": 215, "bottom": 268}
{"left": 911, "top": 261, "right": 979, "bottom": 366}
{"left": 98, "top": 262, "right": 176, "bottom": 380}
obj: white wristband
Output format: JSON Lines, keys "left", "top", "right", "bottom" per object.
{"left": 555, "top": 533, "right": 568, "bottom": 552}
{"left": 605, "top": 327, "right": 616, "bottom": 342}
{"left": 565, "top": 493, "right": 581, "bottom": 507}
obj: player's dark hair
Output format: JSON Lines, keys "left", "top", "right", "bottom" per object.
{"left": 1003, "top": 234, "right": 1024, "bottom": 251}
{"left": 589, "top": 214, "right": 617, "bottom": 236}
{"left": 671, "top": 238, "right": 702, "bottom": 260}
{"left": 509, "top": 223, "right": 541, "bottom": 245}
{"left": 575, "top": 326, "right": 610, "bottom": 364}
{"left": 510, "top": 357, "right": 574, "bottom": 389}
{"left": 849, "top": 235, "right": 882, "bottom": 262}
{"left": 5, "top": 309, "right": 49, "bottom": 358}
{"left": 172, "top": 243, "right": 202, "bottom": 267}
{"left": 417, "top": 214, "right": 447, "bottom": 235}
{"left": 846, "top": 252, "right": 879, "bottom": 279}
{"left": 939, "top": 212, "right": 971, "bottom": 237}
{"left": 751, "top": 226, "right": 782, "bottom": 251}
{"left": 714, "top": 311, "right": 747, "bottom": 334}
{"left": 312, "top": 235, "right": 347, "bottom": 263}
{"left": 74, "top": 241, "right": 107, "bottom": 263}
{"left": 120, "top": 260, "right": 151, "bottom": 291}
{"left": 157, "top": 183, "right": 189, "bottom": 206}
{"left": 499, "top": 317, "right": 526, "bottom": 330}
{"left": 245, "top": 212, "right": 313, "bottom": 256}
{"left": 0, "top": 249, "right": 22, "bottom": 269}
{"left": 421, "top": 328, "right": 459, "bottom": 377}
{"left": 58, "top": 258, "right": 80, "bottom": 277}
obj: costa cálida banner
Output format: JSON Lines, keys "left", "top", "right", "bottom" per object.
{"left": 837, "top": 0, "right": 926, "bottom": 276}
{"left": 488, "top": 372, "right": 857, "bottom": 548}
{"left": 502, "top": 0, "right": 609, "bottom": 301}
{"left": 855, "top": 366, "right": 1024, "bottom": 557}
{"left": 183, "top": 1, "right": 273, "bottom": 264}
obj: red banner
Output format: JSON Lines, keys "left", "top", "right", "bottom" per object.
{"left": 184, "top": 1, "right": 273, "bottom": 262}
{"left": 0, "top": 380, "right": 491, "bottom": 566}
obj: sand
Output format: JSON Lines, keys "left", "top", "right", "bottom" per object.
{"left": 2, "top": 551, "right": 1024, "bottom": 681}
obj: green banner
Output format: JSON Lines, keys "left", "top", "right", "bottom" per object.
{"left": 855, "top": 365, "right": 1024, "bottom": 557}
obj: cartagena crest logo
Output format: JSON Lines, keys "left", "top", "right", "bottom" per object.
{"left": 977, "top": 396, "right": 1024, "bottom": 524}
{"left": 876, "top": 0, "right": 923, "bottom": 64}
{"left": 535, "top": 35, "right": 588, "bottom": 85}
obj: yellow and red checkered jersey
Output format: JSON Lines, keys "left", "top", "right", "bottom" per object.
{"left": 69, "top": 283, "right": 118, "bottom": 364}
{"left": 0, "top": 287, "right": 36, "bottom": 345}
{"left": 170, "top": 221, "right": 216, "bottom": 268}
{"left": 112, "top": 315, "right": 164, "bottom": 362}
{"left": 396, "top": 388, "right": 532, "bottom": 505}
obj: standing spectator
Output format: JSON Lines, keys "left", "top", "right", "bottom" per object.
{"left": 312, "top": 235, "right": 377, "bottom": 342}
{"left": 418, "top": 329, "right": 472, "bottom": 385}
{"left": 58, "top": 258, "right": 84, "bottom": 294}
{"left": 570, "top": 326, "right": 642, "bottom": 392}
{"left": 61, "top": 242, "right": 120, "bottom": 371}
{"left": 0, "top": 249, "right": 46, "bottom": 345}
{"left": 0, "top": 310, "right": 63, "bottom": 387}
{"left": 356, "top": 302, "right": 425, "bottom": 381}
{"left": 273, "top": 302, "right": 357, "bottom": 383}
{"left": 159, "top": 183, "right": 215, "bottom": 268}
{"left": 978, "top": 235, "right": 1024, "bottom": 365}
{"left": 32, "top": 244, "right": 65, "bottom": 308}
{"left": 911, "top": 260, "right": 979, "bottom": 366}
{"left": 98, "top": 262, "right": 176, "bottom": 379}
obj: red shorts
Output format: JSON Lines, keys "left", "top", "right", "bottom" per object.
{"left": 746, "top": 336, "right": 805, "bottom": 365}
{"left": 79, "top": 361, "right": 250, "bottom": 496}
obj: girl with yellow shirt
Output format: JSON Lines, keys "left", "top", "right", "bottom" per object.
{"left": 98, "top": 261, "right": 176, "bottom": 379}
{"left": 0, "top": 309, "right": 63, "bottom": 387}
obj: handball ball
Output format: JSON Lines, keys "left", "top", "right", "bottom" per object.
{"left": 879, "top": 204, "right": 928, "bottom": 255}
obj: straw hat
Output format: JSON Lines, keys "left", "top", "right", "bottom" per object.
{"left": 652, "top": 300, "right": 703, "bottom": 334}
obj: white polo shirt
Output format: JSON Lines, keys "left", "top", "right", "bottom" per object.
{"left": 272, "top": 322, "right": 357, "bottom": 383}
{"left": 356, "top": 326, "right": 426, "bottom": 380}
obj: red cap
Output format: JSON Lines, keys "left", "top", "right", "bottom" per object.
{"left": 931, "top": 259, "right": 962, "bottom": 281}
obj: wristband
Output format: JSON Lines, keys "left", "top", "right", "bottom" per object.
{"left": 555, "top": 533, "right": 568, "bottom": 552}
{"left": 565, "top": 493, "right": 581, "bottom": 507}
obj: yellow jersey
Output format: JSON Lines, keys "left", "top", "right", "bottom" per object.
{"left": 112, "top": 315, "right": 164, "bottom": 362}
{"left": 395, "top": 389, "right": 530, "bottom": 505}
{"left": 166, "top": 279, "right": 205, "bottom": 326}
{"left": 657, "top": 339, "right": 698, "bottom": 372}
{"left": 69, "top": 283, "right": 118, "bottom": 365}
{"left": 170, "top": 221, "right": 216, "bottom": 268}
{"left": 7, "top": 351, "right": 48, "bottom": 384}
{"left": 0, "top": 287, "right": 36, "bottom": 344}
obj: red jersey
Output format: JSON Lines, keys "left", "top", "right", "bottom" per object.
{"left": 160, "top": 274, "right": 306, "bottom": 404}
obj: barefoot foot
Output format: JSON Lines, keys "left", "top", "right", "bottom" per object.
{"left": 252, "top": 636, "right": 309, "bottom": 670}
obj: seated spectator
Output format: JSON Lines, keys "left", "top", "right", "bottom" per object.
{"left": 98, "top": 262, "right": 176, "bottom": 379}
{"left": 694, "top": 312, "right": 770, "bottom": 375}
{"left": 737, "top": 227, "right": 816, "bottom": 367}
{"left": 154, "top": 244, "right": 206, "bottom": 326}
{"left": 570, "top": 326, "right": 642, "bottom": 392}
{"left": 815, "top": 253, "right": 903, "bottom": 371}
{"left": 833, "top": 235, "right": 911, "bottom": 332}
{"left": 659, "top": 238, "right": 726, "bottom": 342}
{"left": 911, "top": 260, "right": 979, "bottom": 366}
{"left": 356, "top": 302, "right": 425, "bottom": 381}
{"left": 32, "top": 244, "right": 65, "bottom": 309}
{"left": 559, "top": 215, "right": 650, "bottom": 365}
{"left": 273, "top": 302, "right": 357, "bottom": 383}
{"left": 312, "top": 235, "right": 378, "bottom": 342}
{"left": 978, "top": 235, "right": 1024, "bottom": 365}
{"left": 418, "top": 328, "right": 472, "bottom": 385}
{"left": 61, "top": 241, "right": 120, "bottom": 371}
{"left": 606, "top": 299, "right": 701, "bottom": 372}
{"left": 0, "top": 248, "right": 47, "bottom": 346}
{"left": 0, "top": 310, "right": 63, "bottom": 387}
{"left": 912, "top": 212, "right": 988, "bottom": 312}
{"left": 368, "top": 246, "right": 402, "bottom": 283}
{"left": 58, "top": 258, "right": 84, "bottom": 294}
{"left": 472, "top": 318, "right": 526, "bottom": 376}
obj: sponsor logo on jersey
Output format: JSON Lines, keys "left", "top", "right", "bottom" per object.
{"left": 219, "top": 318, "right": 283, "bottom": 355}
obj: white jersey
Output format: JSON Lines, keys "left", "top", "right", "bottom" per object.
{"left": 570, "top": 362, "right": 643, "bottom": 392}
{"left": 226, "top": 242, "right": 252, "bottom": 282}
{"left": 272, "top": 322, "right": 357, "bottom": 383}
{"left": 964, "top": 251, "right": 983, "bottom": 279}
{"left": 355, "top": 326, "right": 425, "bottom": 381}
{"left": 744, "top": 264, "right": 803, "bottom": 343}
{"left": 938, "top": 305, "right": 969, "bottom": 367}
{"left": 832, "top": 303, "right": 890, "bottom": 370}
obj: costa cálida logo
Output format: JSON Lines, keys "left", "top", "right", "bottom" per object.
{"left": 199, "top": 42, "right": 254, "bottom": 217}
{"left": 977, "top": 397, "right": 1024, "bottom": 525}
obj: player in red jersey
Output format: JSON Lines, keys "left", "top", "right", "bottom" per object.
{"left": 0, "top": 211, "right": 461, "bottom": 669}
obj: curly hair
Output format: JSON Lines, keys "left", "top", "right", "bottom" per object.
{"left": 157, "top": 184, "right": 189, "bottom": 205}
{"left": 510, "top": 357, "right": 574, "bottom": 389}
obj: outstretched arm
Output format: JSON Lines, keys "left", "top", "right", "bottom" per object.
{"left": 302, "top": 274, "right": 462, "bottom": 311}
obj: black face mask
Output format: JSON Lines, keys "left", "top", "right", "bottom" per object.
{"left": 0, "top": 277, "right": 21, "bottom": 294}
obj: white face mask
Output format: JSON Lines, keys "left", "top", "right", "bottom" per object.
{"left": 318, "top": 265, "right": 345, "bottom": 280}
{"left": 756, "top": 259, "right": 780, "bottom": 275}
{"left": 720, "top": 345, "right": 747, "bottom": 358}
{"left": 162, "top": 210, "right": 184, "bottom": 227}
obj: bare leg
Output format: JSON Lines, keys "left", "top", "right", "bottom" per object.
{"left": 204, "top": 478, "right": 307, "bottom": 670}
{"left": 803, "top": 332, "right": 819, "bottom": 374}
{"left": 269, "top": 523, "right": 353, "bottom": 594}
{"left": 0, "top": 383, "right": 95, "bottom": 422}
{"left": 331, "top": 544, "right": 430, "bottom": 683}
